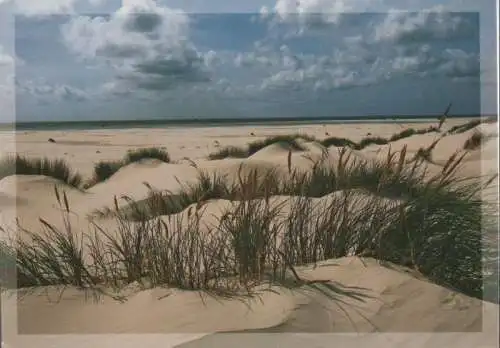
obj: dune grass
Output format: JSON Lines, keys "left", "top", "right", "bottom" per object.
{"left": 447, "top": 119, "right": 482, "bottom": 135}
{"left": 388, "top": 126, "right": 439, "bottom": 142}
{"left": 209, "top": 134, "right": 314, "bottom": 160}
{"left": 124, "top": 147, "right": 171, "bottom": 163}
{"left": 463, "top": 130, "right": 487, "bottom": 150}
{"left": 3, "top": 145, "right": 495, "bottom": 302}
{"left": 320, "top": 137, "right": 357, "bottom": 148}
{"left": 89, "top": 147, "right": 171, "bottom": 185}
{"left": 208, "top": 146, "right": 248, "bottom": 160}
{"left": 0, "top": 155, "right": 83, "bottom": 188}
{"left": 209, "top": 125, "right": 445, "bottom": 160}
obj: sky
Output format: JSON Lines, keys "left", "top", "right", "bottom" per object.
{"left": 0, "top": 0, "right": 498, "bottom": 122}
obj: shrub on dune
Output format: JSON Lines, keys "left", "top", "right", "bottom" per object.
{"left": 0, "top": 155, "right": 82, "bottom": 188}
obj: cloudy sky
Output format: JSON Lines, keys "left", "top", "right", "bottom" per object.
{"left": 0, "top": 0, "right": 497, "bottom": 122}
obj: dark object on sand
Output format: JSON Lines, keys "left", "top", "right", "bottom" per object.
{"left": 367, "top": 132, "right": 372, "bottom": 136}
{"left": 325, "top": 132, "right": 329, "bottom": 136}
{"left": 48, "top": 138, "right": 56, "bottom": 143}
{"left": 250, "top": 132, "right": 255, "bottom": 136}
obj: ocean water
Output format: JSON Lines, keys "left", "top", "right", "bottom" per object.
{"left": 5, "top": 115, "right": 480, "bottom": 131}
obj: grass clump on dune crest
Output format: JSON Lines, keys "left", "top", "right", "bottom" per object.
{"left": 208, "top": 134, "right": 316, "bottom": 160}
{"left": 0, "top": 155, "right": 83, "bottom": 188}
{"left": 463, "top": 130, "right": 488, "bottom": 150}
{"left": 247, "top": 134, "right": 315, "bottom": 156}
{"left": 319, "top": 137, "right": 357, "bottom": 148}
{"left": 89, "top": 147, "right": 171, "bottom": 186}
{"left": 208, "top": 146, "right": 248, "bottom": 160}
{"left": 208, "top": 125, "right": 447, "bottom": 160}
{"left": 447, "top": 119, "right": 482, "bottom": 135}
{"left": 4, "top": 145, "right": 495, "bottom": 302}
{"left": 388, "top": 126, "right": 439, "bottom": 142}
{"left": 124, "top": 147, "right": 171, "bottom": 164}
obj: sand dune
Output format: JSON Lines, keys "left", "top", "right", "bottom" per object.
{"left": 1, "top": 119, "right": 498, "bottom": 348}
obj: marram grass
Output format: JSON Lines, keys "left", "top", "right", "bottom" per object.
{"left": 2, "top": 146, "right": 495, "bottom": 302}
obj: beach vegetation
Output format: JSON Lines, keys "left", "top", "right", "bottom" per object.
{"left": 89, "top": 147, "right": 171, "bottom": 185}
{"left": 0, "top": 155, "right": 83, "bottom": 188}
{"left": 3, "top": 146, "right": 495, "bottom": 302}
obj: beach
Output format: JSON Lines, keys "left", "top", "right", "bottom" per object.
{"left": 0, "top": 118, "right": 498, "bottom": 348}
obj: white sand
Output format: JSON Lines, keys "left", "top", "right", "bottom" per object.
{"left": 0, "top": 118, "right": 498, "bottom": 348}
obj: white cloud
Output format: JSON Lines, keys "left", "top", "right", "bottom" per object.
{"left": 14, "top": 0, "right": 108, "bottom": 16}
{"left": 17, "top": 79, "right": 90, "bottom": 103}
{"left": 261, "top": 0, "right": 383, "bottom": 34}
{"left": 0, "top": 45, "right": 15, "bottom": 66}
{"left": 373, "top": 7, "right": 475, "bottom": 44}
{"left": 389, "top": 45, "right": 479, "bottom": 79}
{"left": 61, "top": 0, "right": 214, "bottom": 91}
{"left": 437, "top": 48, "right": 480, "bottom": 78}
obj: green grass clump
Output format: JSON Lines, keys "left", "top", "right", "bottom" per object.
{"left": 92, "top": 160, "right": 124, "bottom": 184}
{"left": 356, "top": 136, "right": 389, "bottom": 149}
{"left": 124, "top": 147, "right": 171, "bottom": 164}
{"left": 0, "top": 155, "right": 82, "bottom": 188}
{"left": 463, "top": 131, "right": 486, "bottom": 150}
{"left": 208, "top": 134, "right": 316, "bottom": 160}
{"left": 247, "top": 134, "right": 312, "bottom": 156}
{"left": 320, "top": 137, "right": 357, "bottom": 148}
{"left": 447, "top": 119, "right": 482, "bottom": 134}
{"left": 208, "top": 146, "right": 248, "bottom": 160}
{"left": 90, "top": 147, "right": 171, "bottom": 185}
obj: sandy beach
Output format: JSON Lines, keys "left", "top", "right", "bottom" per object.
{"left": 0, "top": 119, "right": 498, "bottom": 348}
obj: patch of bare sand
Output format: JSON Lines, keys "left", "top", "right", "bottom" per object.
{"left": 6, "top": 257, "right": 497, "bottom": 348}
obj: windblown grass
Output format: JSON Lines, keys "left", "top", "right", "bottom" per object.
{"left": 463, "top": 130, "right": 487, "bottom": 150}
{"left": 208, "top": 146, "right": 248, "bottom": 160}
{"left": 447, "top": 119, "right": 482, "bottom": 135}
{"left": 0, "top": 155, "right": 82, "bottom": 188}
{"left": 389, "top": 126, "right": 439, "bottom": 142}
{"left": 356, "top": 136, "right": 388, "bottom": 149}
{"left": 209, "top": 134, "right": 315, "bottom": 160}
{"left": 247, "top": 134, "right": 315, "bottom": 155}
{"left": 89, "top": 147, "right": 171, "bottom": 185}
{"left": 320, "top": 137, "right": 357, "bottom": 148}
{"left": 209, "top": 125, "right": 444, "bottom": 160}
{"left": 4, "top": 145, "right": 495, "bottom": 302}
{"left": 124, "top": 147, "right": 171, "bottom": 164}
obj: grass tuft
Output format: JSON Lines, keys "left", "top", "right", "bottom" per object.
{"left": 124, "top": 147, "right": 171, "bottom": 164}
{"left": 463, "top": 130, "right": 487, "bottom": 150}
{"left": 0, "top": 155, "right": 82, "bottom": 188}
{"left": 89, "top": 147, "right": 171, "bottom": 185}
{"left": 208, "top": 146, "right": 248, "bottom": 160}
{"left": 447, "top": 119, "right": 482, "bottom": 135}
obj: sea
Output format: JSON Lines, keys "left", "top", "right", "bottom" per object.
{"left": 2, "top": 114, "right": 486, "bottom": 131}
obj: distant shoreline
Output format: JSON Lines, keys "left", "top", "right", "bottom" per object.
{"left": 2, "top": 114, "right": 491, "bottom": 131}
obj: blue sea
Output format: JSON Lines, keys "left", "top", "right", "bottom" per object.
{"left": 4, "top": 114, "right": 484, "bottom": 131}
